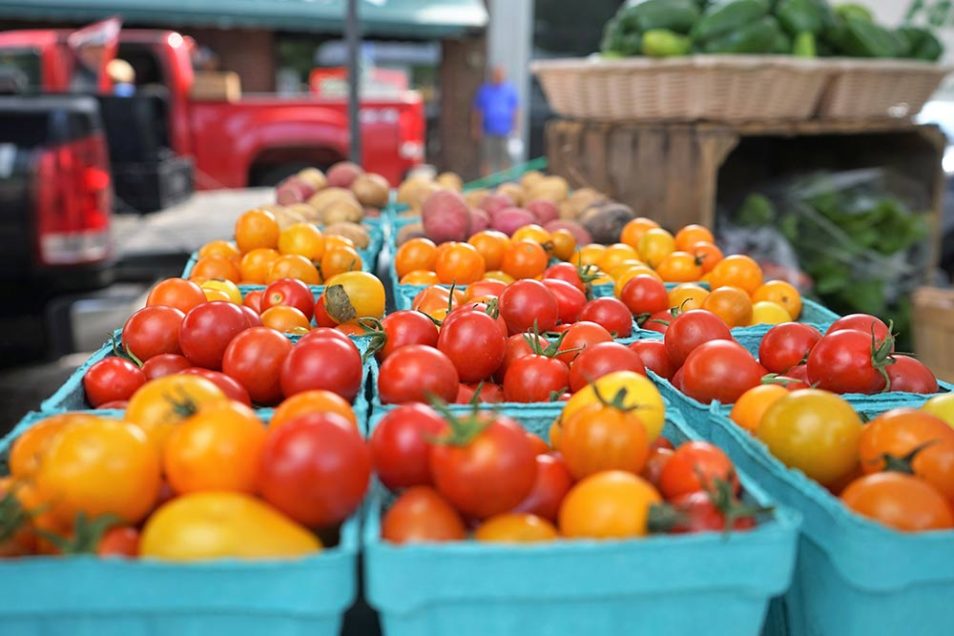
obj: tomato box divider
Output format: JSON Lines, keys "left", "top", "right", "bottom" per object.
{"left": 0, "top": 409, "right": 360, "bottom": 636}
{"left": 362, "top": 406, "right": 800, "bottom": 636}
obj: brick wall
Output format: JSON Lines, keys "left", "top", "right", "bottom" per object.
{"left": 182, "top": 27, "right": 276, "bottom": 93}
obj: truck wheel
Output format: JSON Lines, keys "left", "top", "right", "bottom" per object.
{"left": 251, "top": 163, "right": 316, "bottom": 187}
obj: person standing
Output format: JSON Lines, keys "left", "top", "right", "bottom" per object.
{"left": 471, "top": 66, "right": 520, "bottom": 176}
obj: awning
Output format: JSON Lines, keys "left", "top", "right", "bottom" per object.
{"left": 0, "top": 0, "right": 488, "bottom": 38}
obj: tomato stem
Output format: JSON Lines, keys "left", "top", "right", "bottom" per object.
{"left": 875, "top": 440, "right": 937, "bottom": 475}
{"left": 37, "top": 512, "right": 119, "bottom": 555}
{"left": 428, "top": 396, "right": 491, "bottom": 447}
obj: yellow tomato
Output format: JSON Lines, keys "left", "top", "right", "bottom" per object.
{"left": 125, "top": 376, "right": 229, "bottom": 451}
{"left": 559, "top": 471, "right": 661, "bottom": 538}
{"left": 278, "top": 223, "right": 325, "bottom": 261}
{"left": 200, "top": 279, "right": 242, "bottom": 304}
{"left": 730, "top": 384, "right": 790, "bottom": 433}
{"left": 637, "top": 228, "right": 676, "bottom": 269}
{"left": 750, "top": 301, "right": 792, "bottom": 325}
{"left": 474, "top": 513, "right": 558, "bottom": 543}
{"left": 668, "top": 283, "right": 709, "bottom": 312}
{"left": 597, "top": 243, "right": 640, "bottom": 275}
{"left": 575, "top": 244, "right": 606, "bottom": 267}
{"left": 922, "top": 394, "right": 954, "bottom": 429}
{"left": 400, "top": 270, "right": 440, "bottom": 285}
{"left": 614, "top": 265, "right": 661, "bottom": 296}
{"left": 752, "top": 280, "right": 802, "bottom": 320}
{"left": 511, "top": 224, "right": 552, "bottom": 245}
{"left": 561, "top": 371, "right": 665, "bottom": 441}
{"left": 324, "top": 271, "right": 386, "bottom": 322}
{"left": 483, "top": 270, "right": 516, "bottom": 284}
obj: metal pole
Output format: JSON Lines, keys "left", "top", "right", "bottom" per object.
{"left": 345, "top": 0, "right": 362, "bottom": 163}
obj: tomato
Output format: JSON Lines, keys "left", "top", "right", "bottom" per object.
{"left": 641, "top": 446, "right": 674, "bottom": 487}
{"left": 93, "top": 525, "right": 139, "bottom": 557}
{"left": 503, "top": 354, "right": 569, "bottom": 402}
{"left": 259, "top": 305, "right": 309, "bottom": 334}
{"left": 753, "top": 280, "right": 802, "bottom": 319}
{"left": 638, "top": 228, "right": 675, "bottom": 268}
{"left": 757, "top": 389, "right": 862, "bottom": 486}
{"left": 240, "top": 248, "right": 280, "bottom": 284}
{"left": 395, "top": 237, "right": 438, "bottom": 278}
{"left": 430, "top": 413, "right": 537, "bottom": 519}
{"left": 141, "top": 492, "right": 320, "bottom": 560}
{"left": 886, "top": 355, "right": 938, "bottom": 393}
{"left": 656, "top": 251, "right": 702, "bottom": 283}
{"left": 221, "top": 327, "right": 293, "bottom": 405}
{"left": 657, "top": 441, "right": 737, "bottom": 500}
{"left": 682, "top": 340, "right": 766, "bottom": 405}
{"left": 496, "top": 332, "right": 549, "bottom": 383}
{"left": 555, "top": 321, "right": 612, "bottom": 365}
{"left": 281, "top": 337, "right": 363, "bottom": 402}
{"left": 436, "top": 310, "right": 506, "bottom": 383}
{"left": 502, "top": 240, "right": 549, "bottom": 280}
{"left": 200, "top": 279, "right": 243, "bottom": 304}
{"left": 807, "top": 329, "right": 890, "bottom": 394}
{"left": 164, "top": 402, "right": 265, "bottom": 495}
{"left": 125, "top": 375, "right": 228, "bottom": 449}
{"left": 664, "top": 309, "right": 732, "bottom": 368}
{"left": 312, "top": 294, "right": 336, "bottom": 327}
{"left": 827, "top": 313, "right": 891, "bottom": 343}
{"left": 709, "top": 254, "right": 763, "bottom": 294}
{"left": 730, "top": 384, "right": 790, "bottom": 433}
{"left": 240, "top": 304, "right": 262, "bottom": 328}
{"left": 324, "top": 271, "right": 386, "bottom": 322}
{"left": 542, "top": 262, "right": 585, "bottom": 292}
{"left": 620, "top": 218, "right": 659, "bottom": 250}
{"left": 146, "top": 278, "right": 206, "bottom": 314}
{"left": 758, "top": 322, "right": 822, "bottom": 374}
{"left": 243, "top": 289, "right": 264, "bottom": 313}
{"left": 297, "top": 326, "right": 354, "bottom": 347}
{"left": 235, "top": 209, "right": 280, "bottom": 252}
{"left": 541, "top": 278, "right": 587, "bottom": 324}
{"left": 620, "top": 275, "right": 669, "bottom": 316}
{"left": 559, "top": 399, "right": 649, "bottom": 479}
{"left": 444, "top": 301, "right": 508, "bottom": 339}
{"left": 83, "top": 357, "right": 146, "bottom": 407}
{"left": 498, "top": 280, "right": 559, "bottom": 335}
{"left": 568, "top": 342, "right": 645, "bottom": 393}
{"left": 178, "top": 301, "right": 249, "bottom": 370}
{"left": 787, "top": 363, "right": 810, "bottom": 384}
{"left": 674, "top": 224, "right": 714, "bottom": 251}
{"left": 370, "top": 404, "right": 446, "bottom": 490}
{"left": 190, "top": 255, "right": 242, "bottom": 283}
{"left": 511, "top": 453, "right": 573, "bottom": 522}
{"left": 121, "top": 306, "right": 185, "bottom": 362}
{"left": 563, "top": 371, "right": 666, "bottom": 441}
{"left": 628, "top": 340, "right": 674, "bottom": 380}
{"left": 178, "top": 368, "right": 252, "bottom": 406}
{"left": 381, "top": 486, "right": 466, "bottom": 543}
{"left": 663, "top": 491, "right": 757, "bottom": 534}
{"left": 320, "top": 246, "right": 361, "bottom": 280}
{"left": 141, "top": 353, "right": 191, "bottom": 380}
{"left": 474, "top": 513, "right": 558, "bottom": 543}
{"left": 640, "top": 309, "right": 673, "bottom": 334}
{"left": 36, "top": 418, "right": 161, "bottom": 525}
{"left": 578, "top": 297, "right": 632, "bottom": 338}
{"left": 9, "top": 414, "right": 84, "bottom": 479}
{"left": 841, "top": 473, "right": 953, "bottom": 531}
{"left": 922, "top": 394, "right": 954, "bottom": 428}
{"left": 668, "top": 284, "right": 709, "bottom": 313}
{"left": 259, "top": 412, "right": 371, "bottom": 528}
{"left": 374, "top": 311, "right": 439, "bottom": 360}
{"left": 278, "top": 222, "right": 325, "bottom": 261}
{"left": 690, "top": 241, "right": 723, "bottom": 274}
{"left": 702, "top": 286, "right": 752, "bottom": 328}
{"left": 435, "top": 242, "right": 486, "bottom": 285}
{"left": 378, "top": 344, "right": 459, "bottom": 405}
{"left": 859, "top": 408, "right": 954, "bottom": 501}
{"left": 262, "top": 278, "right": 314, "bottom": 319}
{"left": 559, "top": 471, "right": 661, "bottom": 538}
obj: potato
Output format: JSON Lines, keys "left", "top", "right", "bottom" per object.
{"left": 397, "top": 222, "right": 426, "bottom": 246}
{"left": 297, "top": 167, "right": 328, "bottom": 192}
{"left": 272, "top": 206, "right": 308, "bottom": 229}
{"left": 464, "top": 188, "right": 490, "bottom": 208}
{"left": 579, "top": 202, "right": 637, "bottom": 245}
{"left": 327, "top": 161, "right": 363, "bottom": 188}
{"left": 308, "top": 187, "right": 358, "bottom": 212}
{"left": 276, "top": 176, "right": 311, "bottom": 205}
{"left": 567, "top": 187, "right": 606, "bottom": 219}
{"left": 436, "top": 172, "right": 463, "bottom": 191}
{"left": 397, "top": 178, "right": 440, "bottom": 209}
{"left": 496, "top": 182, "right": 524, "bottom": 207}
{"left": 544, "top": 220, "right": 591, "bottom": 246}
{"left": 323, "top": 221, "right": 371, "bottom": 248}
{"left": 286, "top": 202, "right": 320, "bottom": 223}
{"left": 320, "top": 198, "right": 363, "bottom": 225}
{"left": 491, "top": 207, "right": 536, "bottom": 237}
{"left": 520, "top": 170, "right": 545, "bottom": 190}
{"left": 422, "top": 190, "right": 471, "bottom": 244}
{"left": 351, "top": 173, "right": 390, "bottom": 208}
{"left": 528, "top": 176, "right": 570, "bottom": 203}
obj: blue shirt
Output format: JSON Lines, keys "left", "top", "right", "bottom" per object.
{"left": 474, "top": 81, "right": 518, "bottom": 136}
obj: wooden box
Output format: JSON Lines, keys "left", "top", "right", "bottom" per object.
{"left": 190, "top": 71, "right": 241, "bottom": 102}
{"left": 913, "top": 287, "right": 954, "bottom": 383}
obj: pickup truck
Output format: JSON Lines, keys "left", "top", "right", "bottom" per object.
{"left": 0, "top": 27, "right": 425, "bottom": 190}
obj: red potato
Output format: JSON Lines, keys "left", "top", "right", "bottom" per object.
{"left": 526, "top": 200, "right": 559, "bottom": 225}
{"left": 491, "top": 207, "right": 536, "bottom": 236}
{"left": 422, "top": 190, "right": 472, "bottom": 243}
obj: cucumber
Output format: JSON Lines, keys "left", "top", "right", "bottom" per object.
{"left": 793, "top": 31, "right": 817, "bottom": 57}
{"left": 692, "top": 0, "right": 770, "bottom": 43}
{"left": 776, "top": 0, "right": 833, "bottom": 36}
{"left": 600, "top": 18, "right": 627, "bottom": 54}
{"left": 620, "top": 0, "right": 700, "bottom": 35}
{"left": 896, "top": 26, "right": 944, "bottom": 61}
{"left": 642, "top": 29, "right": 693, "bottom": 57}
{"left": 830, "top": 17, "right": 902, "bottom": 58}
{"left": 702, "top": 15, "right": 784, "bottom": 54}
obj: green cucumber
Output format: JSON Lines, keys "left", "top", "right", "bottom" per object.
{"left": 642, "top": 29, "right": 693, "bottom": 57}
{"left": 692, "top": 0, "right": 770, "bottom": 43}
{"left": 619, "top": 0, "right": 700, "bottom": 35}
{"left": 702, "top": 15, "right": 784, "bottom": 54}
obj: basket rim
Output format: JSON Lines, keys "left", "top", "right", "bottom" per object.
{"left": 531, "top": 55, "right": 833, "bottom": 74}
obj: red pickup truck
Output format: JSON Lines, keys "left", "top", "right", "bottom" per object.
{"left": 0, "top": 27, "right": 425, "bottom": 189}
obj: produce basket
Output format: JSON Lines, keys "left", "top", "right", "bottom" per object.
{"left": 912, "top": 286, "right": 954, "bottom": 383}
{"left": 817, "top": 58, "right": 952, "bottom": 120}
{"left": 0, "top": 411, "right": 359, "bottom": 636}
{"left": 531, "top": 56, "right": 830, "bottom": 123}
{"left": 700, "top": 397, "right": 954, "bottom": 636}
{"left": 363, "top": 406, "right": 800, "bottom": 636}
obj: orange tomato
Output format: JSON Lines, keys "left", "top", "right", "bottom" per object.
{"left": 474, "top": 513, "right": 558, "bottom": 543}
{"left": 278, "top": 223, "right": 325, "bottom": 261}
{"left": 702, "top": 286, "right": 753, "bottom": 328}
{"left": 709, "top": 255, "right": 763, "bottom": 294}
{"left": 271, "top": 390, "right": 358, "bottom": 430}
{"left": 235, "top": 209, "right": 280, "bottom": 253}
{"left": 146, "top": 278, "right": 207, "bottom": 314}
{"left": 10, "top": 414, "right": 93, "bottom": 479}
{"left": 320, "top": 246, "right": 362, "bottom": 279}
{"left": 266, "top": 254, "right": 321, "bottom": 285}
{"left": 412, "top": 285, "right": 463, "bottom": 321}
{"left": 125, "top": 375, "right": 229, "bottom": 451}
{"left": 324, "top": 235, "right": 356, "bottom": 251}
{"left": 483, "top": 270, "right": 516, "bottom": 284}
{"left": 189, "top": 255, "right": 241, "bottom": 283}
{"left": 752, "top": 280, "right": 802, "bottom": 320}
{"left": 200, "top": 279, "right": 242, "bottom": 304}
{"left": 239, "top": 248, "right": 280, "bottom": 284}
{"left": 550, "top": 229, "right": 577, "bottom": 261}
{"left": 395, "top": 238, "right": 438, "bottom": 279}
{"left": 730, "top": 385, "right": 789, "bottom": 433}
{"left": 336, "top": 321, "right": 366, "bottom": 336}
{"left": 559, "top": 470, "right": 661, "bottom": 539}
{"left": 511, "top": 224, "right": 551, "bottom": 246}
{"left": 164, "top": 402, "right": 266, "bottom": 495}
{"left": 668, "top": 283, "right": 709, "bottom": 312}
{"left": 434, "top": 242, "right": 486, "bottom": 285}
{"left": 400, "top": 270, "right": 440, "bottom": 285}
{"left": 199, "top": 240, "right": 241, "bottom": 263}
{"left": 468, "top": 230, "right": 510, "bottom": 271}
{"left": 638, "top": 228, "right": 676, "bottom": 269}
{"left": 620, "top": 217, "right": 660, "bottom": 250}
{"left": 613, "top": 265, "right": 662, "bottom": 296}
{"left": 597, "top": 243, "right": 640, "bottom": 275}
{"left": 674, "top": 224, "right": 714, "bottom": 252}
{"left": 558, "top": 402, "right": 649, "bottom": 480}
{"left": 655, "top": 251, "right": 702, "bottom": 283}
{"left": 575, "top": 243, "right": 606, "bottom": 267}
{"left": 501, "top": 240, "right": 548, "bottom": 280}
{"left": 261, "top": 305, "right": 311, "bottom": 333}
{"left": 690, "top": 241, "right": 724, "bottom": 274}
{"left": 466, "top": 279, "right": 506, "bottom": 300}
{"left": 842, "top": 472, "right": 953, "bottom": 532}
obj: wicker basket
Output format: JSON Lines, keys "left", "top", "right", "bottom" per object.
{"left": 531, "top": 55, "right": 831, "bottom": 123}
{"left": 912, "top": 286, "right": 954, "bottom": 383}
{"left": 817, "top": 59, "right": 951, "bottom": 120}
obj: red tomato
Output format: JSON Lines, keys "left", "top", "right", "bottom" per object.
{"left": 541, "top": 279, "right": 587, "bottom": 324}
{"left": 758, "top": 323, "right": 822, "bottom": 374}
{"left": 140, "top": 354, "right": 191, "bottom": 380}
{"left": 641, "top": 446, "right": 674, "bottom": 487}
{"left": 444, "top": 301, "right": 508, "bottom": 339}
{"left": 568, "top": 342, "right": 646, "bottom": 393}
{"left": 498, "top": 280, "right": 559, "bottom": 335}
{"left": 437, "top": 310, "right": 506, "bottom": 383}
{"left": 543, "top": 262, "right": 585, "bottom": 292}
{"left": 659, "top": 441, "right": 738, "bottom": 499}
{"left": 807, "top": 329, "right": 889, "bottom": 394}
{"left": 640, "top": 309, "right": 673, "bottom": 334}
{"left": 455, "top": 382, "right": 504, "bottom": 404}
{"left": 664, "top": 309, "right": 732, "bottom": 368}
{"left": 430, "top": 413, "right": 537, "bottom": 519}
{"left": 555, "top": 321, "right": 613, "bottom": 365}
{"left": 378, "top": 344, "right": 459, "bottom": 405}
{"left": 629, "top": 340, "right": 674, "bottom": 380}
{"left": 377, "top": 310, "right": 439, "bottom": 360}
{"left": 827, "top": 313, "right": 892, "bottom": 345}
{"left": 886, "top": 355, "right": 938, "bottom": 393}
{"left": 98, "top": 400, "right": 129, "bottom": 410}
{"left": 83, "top": 358, "right": 146, "bottom": 407}
{"left": 243, "top": 290, "right": 264, "bottom": 313}
{"left": 496, "top": 333, "right": 549, "bottom": 383}
{"left": 178, "top": 302, "right": 249, "bottom": 370}
{"left": 280, "top": 337, "right": 363, "bottom": 401}
{"left": 97, "top": 526, "right": 141, "bottom": 557}
{"left": 313, "top": 295, "right": 337, "bottom": 328}
{"left": 620, "top": 275, "right": 669, "bottom": 316}
{"left": 298, "top": 327, "right": 353, "bottom": 347}
{"left": 240, "top": 305, "right": 262, "bottom": 328}
{"left": 503, "top": 354, "right": 570, "bottom": 403}
{"left": 370, "top": 404, "right": 446, "bottom": 490}
{"left": 262, "top": 278, "right": 314, "bottom": 320}
{"left": 666, "top": 491, "right": 756, "bottom": 534}
{"left": 787, "top": 363, "right": 810, "bottom": 384}
{"left": 222, "top": 327, "right": 294, "bottom": 405}
{"left": 671, "top": 366, "right": 685, "bottom": 391}
{"left": 467, "top": 279, "right": 506, "bottom": 299}
{"left": 178, "top": 368, "right": 252, "bottom": 406}
{"left": 381, "top": 486, "right": 466, "bottom": 543}
{"left": 682, "top": 340, "right": 766, "bottom": 405}
{"left": 122, "top": 306, "right": 185, "bottom": 362}
{"left": 259, "top": 412, "right": 371, "bottom": 528}
{"left": 579, "top": 297, "right": 633, "bottom": 338}
{"left": 511, "top": 453, "right": 573, "bottom": 522}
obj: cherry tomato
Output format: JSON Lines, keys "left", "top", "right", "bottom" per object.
{"left": 555, "top": 321, "right": 613, "bottom": 365}
{"left": 543, "top": 262, "right": 585, "bottom": 292}
{"left": 280, "top": 337, "right": 363, "bottom": 402}
{"left": 141, "top": 353, "right": 191, "bottom": 380}
{"left": 271, "top": 390, "right": 357, "bottom": 430}
{"left": 559, "top": 400, "right": 649, "bottom": 479}
{"left": 640, "top": 309, "right": 672, "bottom": 334}
{"left": 659, "top": 441, "right": 738, "bottom": 499}
{"left": 664, "top": 309, "right": 732, "bottom": 368}
{"left": 730, "top": 384, "right": 790, "bottom": 433}
{"left": 377, "top": 310, "right": 439, "bottom": 360}
{"left": 841, "top": 472, "right": 953, "bottom": 531}
{"left": 498, "top": 280, "right": 559, "bottom": 335}
{"left": 123, "top": 375, "right": 228, "bottom": 450}
{"left": 503, "top": 354, "right": 570, "bottom": 403}
{"left": 239, "top": 304, "right": 262, "bottom": 328}
{"left": 511, "top": 452, "right": 572, "bottom": 522}
{"left": 146, "top": 278, "right": 207, "bottom": 314}
{"left": 886, "top": 355, "right": 938, "bottom": 393}
{"left": 496, "top": 332, "right": 549, "bottom": 383}
{"left": 474, "top": 513, "right": 558, "bottom": 543}
{"left": 262, "top": 278, "right": 314, "bottom": 319}
{"left": 122, "top": 306, "right": 185, "bottom": 362}
{"left": 807, "top": 329, "right": 889, "bottom": 394}
{"left": 297, "top": 326, "right": 354, "bottom": 347}
{"left": 243, "top": 289, "right": 264, "bottom": 313}
{"left": 178, "top": 301, "right": 249, "bottom": 370}
{"left": 83, "top": 357, "right": 146, "bottom": 407}
{"left": 313, "top": 294, "right": 337, "bottom": 327}
{"left": 97, "top": 526, "right": 141, "bottom": 557}
{"left": 381, "top": 486, "right": 466, "bottom": 543}
{"left": 370, "top": 404, "right": 446, "bottom": 490}
{"left": 568, "top": 342, "right": 646, "bottom": 393}
{"left": 378, "top": 344, "right": 459, "bottom": 405}
{"left": 559, "top": 471, "right": 661, "bottom": 538}
{"left": 437, "top": 310, "right": 506, "bottom": 383}
{"left": 178, "top": 368, "right": 252, "bottom": 406}
{"left": 455, "top": 382, "right": 504, "bottom": 404}
{"left": 628, "top": 340, "right": 674, "bottom": 380}
{"left": 827, "top": 313, "right": 891, "bottom": 343}
{"left": 641, "top": 446, "right": 674, "bottom": 487}
{"left": 259, "top": 412, "right": 371, "bottom": 528}
{"left": 221, "top": 327, "right": 294, "bottom": 405}
{"left": 758, "top": 322, "right": 822, "bottom": 374}
{"left": 682, "top": 340, "right": 766, "bottom": 405}
{"left": 665, "top": 491, "right": 757, "bottom": 534}
{"left": 620, "top": 275, "right": 669, "bottom": 316}
{"left": 578, "top": 297, "right": 632, "bottom": 338}
{"left": 541, "top": 278, "right": 587, "bottom": 324}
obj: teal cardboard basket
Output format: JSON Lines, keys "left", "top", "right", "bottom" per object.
{"left": 699, "top": 396, "right": 954, "bottom": 636}
{"left": 363, "top": 406, "right": 800, "bottom": 636}
{"left": 0, "top": 410, "right": 360, "bottom": 636}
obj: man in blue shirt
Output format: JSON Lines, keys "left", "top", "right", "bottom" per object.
{"left": 472, "top": 66, "right": 519, "bottom": 176}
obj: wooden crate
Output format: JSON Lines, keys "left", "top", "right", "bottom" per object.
{"left": 545, "top": 118, "right": 946, "bottom": 267}
{"left": 913, "top": 287, "right": 954, "bottom": 383}
{"left": 190, "top": 71, "right": 241, "bottom": 102}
